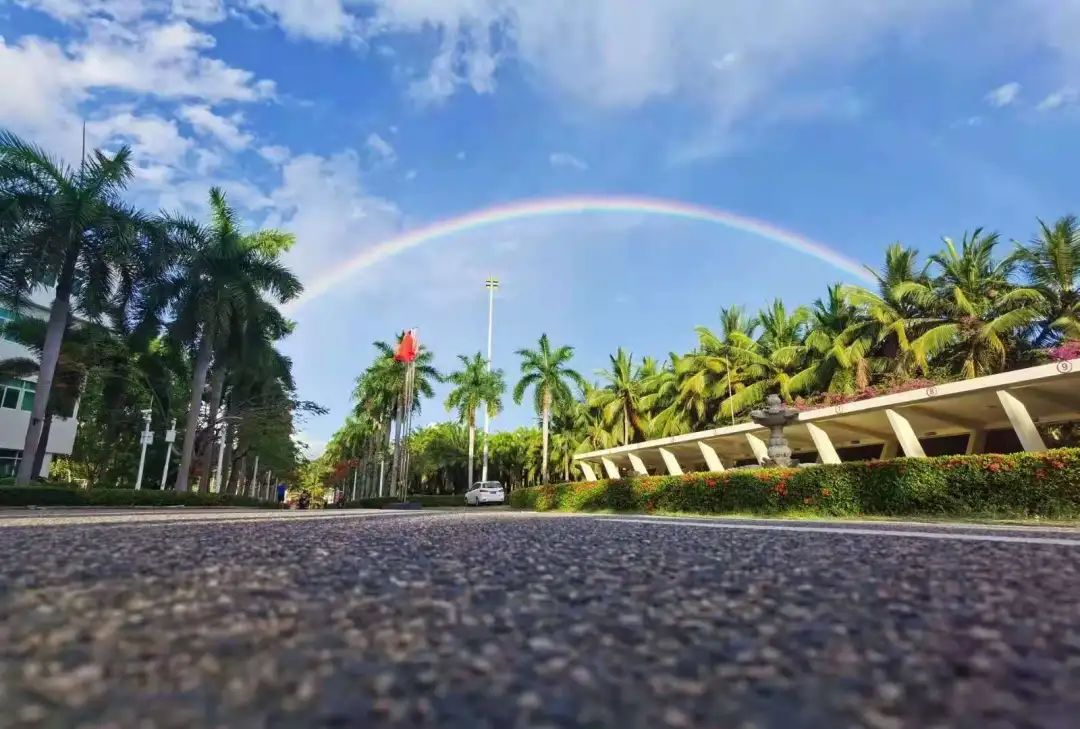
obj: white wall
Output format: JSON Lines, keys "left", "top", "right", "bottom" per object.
{"left": 0, "top": 409, "right": 77, "bottom": 455}
{"left": 0, "top": 306, "right": 79, "bottom": 459}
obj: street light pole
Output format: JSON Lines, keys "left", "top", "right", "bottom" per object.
{"left": 160, "top": 419, "right": 176, "bottom": 490}
{"left": 135, "top": 409, "right": 153, "bottom": 490}
{"left": 482, "top": 276, "right": 499, "bottom": 481}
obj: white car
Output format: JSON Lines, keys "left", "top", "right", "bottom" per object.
{"left": 465, "top": 481, "right": 505, "bottom": 506}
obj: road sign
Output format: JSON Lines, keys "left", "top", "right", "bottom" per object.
{"left": 140, "top": 432, "right": 154, "bottom": 446}
{"left": 164, "top": 429, "right": 177, "bottom": 443}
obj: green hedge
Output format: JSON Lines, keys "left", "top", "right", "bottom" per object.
{"left": 0, "top": 486, "right": 276, "bottom": 508}
{"left": 509, "top": 449, "right": 1080, "bottom": 519}
{"left": 342, "top": 494, "right": 466, "bottom": 509}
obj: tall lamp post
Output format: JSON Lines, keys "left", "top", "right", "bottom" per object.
{"left": 481, "top": 276, "right": 499, "bottom": 481}
{"left": 135, "top": 409, "right": 153, "bottom": 490}
{"left": 160, "top": 419, "right": 176, "bottom": 490}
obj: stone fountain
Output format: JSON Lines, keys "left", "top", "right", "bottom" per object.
{"left": 750, "top": 394, "right": 800, "bottom": 468}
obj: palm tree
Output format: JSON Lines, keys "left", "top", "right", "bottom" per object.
{"left": 154, "top": 188, "right": 301, "bottom": 492}
{"left": 588, "top": 348, "right": 648, "bottom": 445}
{"left": 0, "top": 131, "right": 159, "bottom": 485}
{"left": 1012, "top": 216, "right": 1080, "bottom": 346}
{"left": 513, "top": 334, "right": 585, "bottom": 485}
{"left": 843, "top": 243, "right": 935, "bottom": 373}
{"left": 444, "top": 352, "right": 505, "bottom": 488}
{"left": 911, "top": 230, "right": 1044, "bottom": 378}
{"left": 353, "top": 337, "right": 440, "bottom": 495}
{"left": 704, "top": 300, "right": 811, "bottom": 415}
{"left": 794, "top": 284, "right": 878, "bottom": 394}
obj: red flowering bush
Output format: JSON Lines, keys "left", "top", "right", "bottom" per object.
{"left": 1047, "top": 341, "right": 1080, "bottom": 362}
{"left": 792, "top": 379, "right": 940, "bottom": 411}
{"left": 509, "top": 449, "right": 1080, "bottom": 519}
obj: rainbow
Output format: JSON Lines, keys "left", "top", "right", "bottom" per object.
{"left": 285, "top": 195, "right": 873, "bottom": 312}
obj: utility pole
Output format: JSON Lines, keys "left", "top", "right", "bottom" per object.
{"left": 160, "top": 419, "right": 176, "bottom": 489}
{"left": 135, "top": 409, "right": 153, "bottom": 490}
{"left": 482, "top": 277, "right": 499, "bottom": 481}
{"left": 250, "top": 454, "right": 259, "bottom": 498}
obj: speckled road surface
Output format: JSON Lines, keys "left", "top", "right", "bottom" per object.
{"left": 1, "top": 509, "right": 1079, "bottom": 728}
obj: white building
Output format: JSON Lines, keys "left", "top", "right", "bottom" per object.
{"left": 574, "top": 358, "right": 1080, "bottom": 480}
{"left": 0, "top": 303, "right": 79, "bottom": 478}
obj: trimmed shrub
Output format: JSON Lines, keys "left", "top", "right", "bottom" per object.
{"left": 0, "top": 486, "right": 276, "bottom": 508}
{"left": 509, "top": 448, "right": 1080, "bottom": 519}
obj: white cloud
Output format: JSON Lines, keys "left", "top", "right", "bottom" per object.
{"left": 264, "top": 151, "right": 403, "bottom": 288}
{"left": 172, "top": 0, "right": 226, "bottom": 23}
{"left": 1037, "top": 87, "right": 1078, "bottom": 111}
{"left": 15, "top": 0, "right": 151, "bottom": 23}
{"left": 87, "top": 109, "right": 193, "bottom": 167}
{"left": 259, "top": 144, "right": 291, "bottom": 165}
{"left": 73, "top": 21, "right": 275, "bottom": 102}
{"left": 455, "top": 150, "right": 466, "bottom": 160}
{"left": 986, "top": 81, "right": 1021, "bottom": 107}
{"left": 194, "top": 148, "right": 223, "bottom": 175}
{"left": 294, "top": 431, "right": 328, "bottom": 459}
{"left": 240, "top": 0, "right": 356, "bottom": 42}
{"left": 180, "top": 104, "right": 254, "bottom": 149}
{"left": 365, "top": 0, "right": 964, "bottom": 115}
{"left": 364, "top": 132, "right": 397, "bottom": 167}
{"left": 549, "top": 152, "right": 588, "bottom": 171}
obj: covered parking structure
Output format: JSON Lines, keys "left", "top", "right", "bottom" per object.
{"left": 574, "top": 358, "right": 1080, "bottom": 481}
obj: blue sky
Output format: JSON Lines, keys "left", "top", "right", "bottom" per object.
{"left": 2, "top": 0, "right": 1079, "bottom": 455}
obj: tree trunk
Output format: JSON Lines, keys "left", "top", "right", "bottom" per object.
{"left": 541, "top": 389, "right": 551, "bottom": 485}
{"left": 174, "top": 332, "right": 214, "bottom": 492}
{"left": 31, "top": 409, "right": 53, "bottom": 481}
{"left": 229, "top": 451, "right": 245, "bottom": 496}
{"left": 16, "top": 249, "right": 77, "bottom": 486}
{"left": 467, "top": 410, "right": 476, "bottom": 489}
{"left": 197, "top": 366, "right": 226, "bottom": 490}
{"left": 623, "top": 408, "right": 629, "bottom": 446}
{"left": 220, "top": 419, "right": 234, "bottom": 494}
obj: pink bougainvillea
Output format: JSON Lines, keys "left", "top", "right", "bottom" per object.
{"left": 1047, "top": 341, "right": 1080, "bottom": 362}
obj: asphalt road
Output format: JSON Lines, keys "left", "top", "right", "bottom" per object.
{"left": 1, "top": 509, "right": 1079, "bottom": 728}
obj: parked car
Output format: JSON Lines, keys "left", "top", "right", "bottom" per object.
{"left": 465, "top": 481, "right": 505, "bottom": 506}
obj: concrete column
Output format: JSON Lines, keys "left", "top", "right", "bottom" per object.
{"left": 805, "top": 423, "right": 841, "bottom": 465}
{"left": 745, "top": 433, "right": 769, "bottom": 465}
{"left": 601, "top": 457, "right": 621, "bottom": 480}
{"left": 627, "top": 453, "right": 649, "bottom": 476}
{"left": 965, "top": 430, "right": 987, "bottom": 455}
{"left": 697, "top": 442, "right": 725, "bottom": 472}
{"left": 996, "top": 390, "right": 1047, "bottom": 452}
{"left": 880, "top": 440, "right": 899, "bottom": 460}
{"left": 579, "top": 462, "right": 598, "bottom": 481}
{"left": 658, "top": 448, "right": 683, "bottom": 476}
{"left": 885, "top": 409, "right": 926, "bottom": 458}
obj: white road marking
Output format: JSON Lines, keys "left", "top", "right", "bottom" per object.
{"left": 0, "top": 509, "right": 420, "bottom": 528}
{"left": 606, "top": 517, "right": 1080, "bottom": 547}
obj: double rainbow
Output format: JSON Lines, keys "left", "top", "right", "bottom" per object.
{"left": 285, "top": 194, "right": 872, "bottom": 312}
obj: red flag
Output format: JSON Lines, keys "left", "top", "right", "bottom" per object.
{"left": 394, "top": 330, "right": 418, "bottom": 362}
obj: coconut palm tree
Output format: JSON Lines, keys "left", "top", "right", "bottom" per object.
{"left": 513, "top": 334, "right": 586, "bottom": 485}
{"left": 0, "top": 131, "right": 162, "bottom": 485}
{"left": 444, "top": 352, "right": 505, "bottom": 487}
{"left": 588, "top": 348, "right": 649, "bottom": 445}
{"left": 707, "top": 300, "right": 811, "bottom": 415}
{"left": 1011, "top": 216, "right": 1080, "bottom": 346}
{"left": 153, "top": 188, "right": 301, "bottom": 492}
{"left": 793, "top": 284, "right": 879, "bottom": 394}
{"left": 843, "top": 243, "right": 936, "bottom": 372}
{"left": 911, "top": 230, "right": 1044, "bottom": 378}
{"left": 353, "top": 337, "right": 440, "bottom": 494}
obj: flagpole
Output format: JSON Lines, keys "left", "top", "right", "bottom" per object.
{"left": 481, "top": 277, "right": 499, "bottom": 481}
